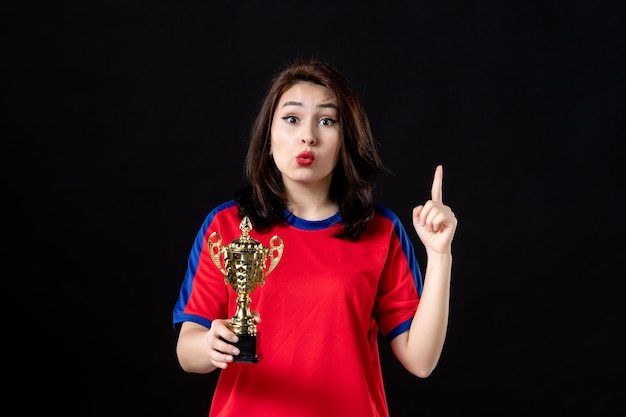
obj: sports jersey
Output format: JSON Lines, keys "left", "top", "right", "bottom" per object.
{"left": 173, "top": 200, "right": 423, "bottom": 417}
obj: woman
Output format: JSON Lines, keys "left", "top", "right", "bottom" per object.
{"left": 173, "top": 58, "right": 457, "bottom": 417}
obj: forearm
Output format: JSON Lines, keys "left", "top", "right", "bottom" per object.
{"left": 176, "top": 324, "right": 219, "bottom": 374}
{"left": 393, "top": 252, "right": 452, "bottom": 377}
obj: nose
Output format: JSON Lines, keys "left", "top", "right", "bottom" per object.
{"left": 300, "top": 131, "right": 317, "bottom": 146}
{"left": 298, "top": 119, "right": 318, "bottom": 146}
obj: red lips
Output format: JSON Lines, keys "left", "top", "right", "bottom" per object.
{"left": 296, "top": 151, "right": 314, "bottom": 166}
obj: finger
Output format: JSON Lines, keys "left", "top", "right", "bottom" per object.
{"left": 215, "top": 334, "right": 240, "bottom": 351}
{"left": 431, "top": 165, "right": 443, "bottom": 203}
{"left": 210, "top": 335, "right": 240, "bottom": 360}
{"left": 206, "top": 330, "right": 239, "bottom": 369}
{"left": 211, "top": 320, "right": 238, "bottom": 344}
{"left": 211, "top": 349, "right": 236, "bottom": 369}
{"left": 428, "top": 210, "right": 447, "bottom": 232}
{"left": 412, "top": 205, "right": 424, "bottom": 227}
{"left": 419, "top": 201, "right": 438, "bottom": 230}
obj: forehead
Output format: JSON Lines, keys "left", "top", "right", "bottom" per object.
{"left": 278, "top": 81, "right": 337, "bottom": 105}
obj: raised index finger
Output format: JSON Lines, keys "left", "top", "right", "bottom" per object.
{"left": 431, "top": 164, "right": 443, "bottom": 202}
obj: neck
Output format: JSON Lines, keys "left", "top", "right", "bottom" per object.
{"left": 284, "top": 180, "right": 337, "bottom": 221}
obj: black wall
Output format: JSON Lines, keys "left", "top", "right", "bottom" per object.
{"left": 7, "top": 1, "right": 624, "bottom": 415}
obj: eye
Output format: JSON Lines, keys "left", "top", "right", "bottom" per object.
{"left": 281, "top": 116, "right": 298, "bottom": 124}
{"left": 320, "top": 118, "right": 337, "bottom": 126}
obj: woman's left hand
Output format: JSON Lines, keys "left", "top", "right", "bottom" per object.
{"left": 412, "top": 165, "right": 458, "bottom": 255}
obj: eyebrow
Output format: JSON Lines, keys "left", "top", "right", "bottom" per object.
{"left": 281, "top": 101, "right": 339, "bottom": 111}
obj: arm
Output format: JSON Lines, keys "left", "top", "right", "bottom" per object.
{"left": 390, "top": 165, "right": 457, "bottom": 377}
{"left": 176, "top": 319, "right": 243, "bottom": 373}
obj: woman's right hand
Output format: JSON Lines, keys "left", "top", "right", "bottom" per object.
{"left": 177, "top": 313, "right": 262, "bottom": 372}
{"left": 206, "top": 319, "right": 240, "bottom": 369}
{"left": 176, "top": 320, "right": 237, "bottom": 372}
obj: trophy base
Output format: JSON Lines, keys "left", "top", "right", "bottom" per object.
{"left": 221, "top": 334, "right": 260, "bottom": 364}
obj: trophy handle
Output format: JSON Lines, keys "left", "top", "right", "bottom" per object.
{"left": 264, "top": 235, "right": 284, "bottom": 277}
{"left": 208, "top": 232, "right": 226, "bottom": 274}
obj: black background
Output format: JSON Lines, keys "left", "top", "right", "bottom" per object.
{"left": 6, "top": 1, "right": 625, "bottom": 416}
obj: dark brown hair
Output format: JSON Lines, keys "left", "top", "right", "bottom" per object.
{"left": 234, "top": 58, "right": 386, "bottom": 240}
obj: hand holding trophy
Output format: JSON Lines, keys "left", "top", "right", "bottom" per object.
{"left": 208, "top": 216, "right": 284, "bottom": 363}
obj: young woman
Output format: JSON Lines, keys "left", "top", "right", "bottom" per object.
{"left": 173, "top": 58, "right": 457, "bottom": 417}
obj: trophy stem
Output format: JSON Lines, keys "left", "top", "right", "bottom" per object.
{"left": 225, "top": 294, "right": 259, "bottom": 363}
{"left": 231, "top": 294, "right": 256, "bottom": 335}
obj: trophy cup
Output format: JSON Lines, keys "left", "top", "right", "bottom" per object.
{"left": 208, "top": 216, "right": 284, "bottom": 363}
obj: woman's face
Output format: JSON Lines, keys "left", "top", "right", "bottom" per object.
{"left": 270, "top": 82, "right": 342, "bottom": 190}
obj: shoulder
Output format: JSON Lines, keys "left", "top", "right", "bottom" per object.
{"left": 373, "top": 202, "right": 399, "bottom": 221}
{"left": 199, "top": 200, "right": 239, "bottom": 231}
{"left": 208, "top": 200, "right": 237, "bottom": 218}
{"left": 373, "top": 202, "right": 405, "bottom": 227}
{"left": 370, "top": 202, "right": 413, "bottom": 238}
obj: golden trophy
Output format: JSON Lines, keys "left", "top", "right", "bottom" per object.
{"left": 208, "top": 216, "right": 284, "bottom": 363}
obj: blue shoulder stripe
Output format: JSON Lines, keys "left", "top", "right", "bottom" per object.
{"left": 374, "top": 202, "right": 423, "bottom": 296}
{"left": 172, "top": 201, "right": 236, "bottom": 331}
{"left": 374, "top": 203, "right": 424, "bottom": 343}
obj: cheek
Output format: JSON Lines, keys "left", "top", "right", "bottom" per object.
{"left": 270, "top": 127, "right": 292, "bottom": 153}
{"left": 269, "top": 136, "right": 289, "bottom": 168}
{"left": 270, "top": 123, "right": 286, "bottom": 149}
{"left": 270, "top": 136, "right": 284, "bottom": 155}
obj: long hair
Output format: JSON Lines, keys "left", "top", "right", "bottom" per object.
{"left": 234, "top": 58, "right": 387, "bottom": 240}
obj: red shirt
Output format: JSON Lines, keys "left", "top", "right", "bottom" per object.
{"left": 174, "top": 201, "right": 422, "bottom": 417}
